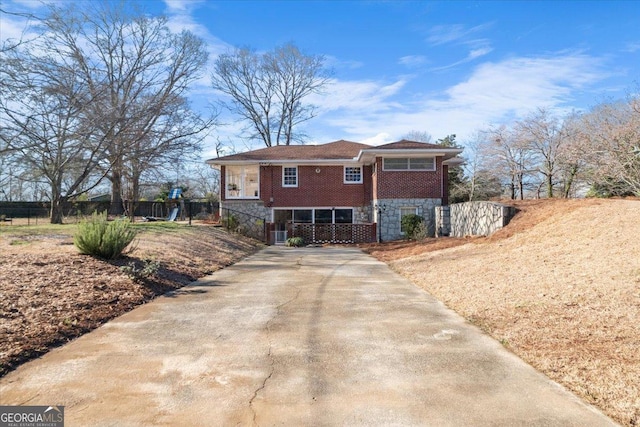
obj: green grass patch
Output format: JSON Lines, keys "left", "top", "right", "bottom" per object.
{"left": 9, "top": 239, "right": 30, "bottom": 246}
{"left": 131, "top": 221, "right": 192, "bottom": 235}
{"left": 0, "top": 224, "right": 77, "bottom": 238}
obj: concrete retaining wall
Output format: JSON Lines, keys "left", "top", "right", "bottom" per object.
{"left": 435, "top": 201, "right": 517, "bottom": 237}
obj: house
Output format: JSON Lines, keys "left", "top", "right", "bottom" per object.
{"left": 206, "top": 139, "right": 463, "bottom": 244}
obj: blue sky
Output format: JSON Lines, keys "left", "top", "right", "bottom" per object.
{"left": 2, "top": 1, "right": 640, "bottom": 157}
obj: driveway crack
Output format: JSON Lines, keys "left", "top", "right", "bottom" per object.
{"left": 249, "top": 287, "right": 301, "bottom": 426}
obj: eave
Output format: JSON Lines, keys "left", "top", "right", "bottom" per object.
{"left": 355, "top": 148, "right": 463, "bottom": 163}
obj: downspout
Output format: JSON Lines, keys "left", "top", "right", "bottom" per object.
{"left": 442, "top": 163, "right": 449, "bottom": 206}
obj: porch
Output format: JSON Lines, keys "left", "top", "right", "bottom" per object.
{"left": 269, "top": 223, "right": 377, "bottom": 245}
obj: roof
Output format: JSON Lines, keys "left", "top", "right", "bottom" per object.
{"left": 207, "top": 139, "right": 463, "bottom": 165}
{"left": 209, "top": 140, "right": 368, "bottom": 163}
{"left": 375, "top": 139, "right": 449, "bottom": 150}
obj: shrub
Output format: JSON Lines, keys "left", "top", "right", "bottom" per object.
{"left": 401, "top": 214, "right": 424, "bottom": 240}
{"left": 120, "top": 259, "right": 160, "bottom": 282}
{"left": 285, "top": 236, "right": 305, "bottom": 247}
{"left": 413, "top": 221, "right": 430, "bottom": 240}
{"left": 74, "top": 212, "right": 137, "bottom": 259}
{"left": 222, "top": 214, "right": 239, "bottom": 231}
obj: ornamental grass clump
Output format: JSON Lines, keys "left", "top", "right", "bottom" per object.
{"left": 74, "top": 212, "right": 137, "bottom": 259}
{"left": 285, "top": 236, "right": 305, "bottom": 247}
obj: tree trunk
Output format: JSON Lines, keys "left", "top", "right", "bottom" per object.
{"left": 49, "top": 187, "right": 64, "bottom": 224}
{"left": 563, "top": 165, "right": 578, "bottom": 198}
{"left": 109, "top": 170, "right": 124, "bottom": 216}
{"left": 546, "top": 174, "right": 554, "bottom": 198}
{"left": 127, "top": 174, "right": 140, "bottom": 223}
{"left": 518, "top": 174, "right": 524, "bottom": 200}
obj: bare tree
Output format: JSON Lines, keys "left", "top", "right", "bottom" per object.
{"left": 515, "top": 108, "right": 579, "bottom": 198}
{"left": 0, "top": 7, "right": 38, "bottom": 53}
{"left": 460, "top": 132, "right": 503, "bottom": 201}
{"left": 555, "top": 112, "right": 589, "bottom": 198}
{"left": 212, "top": 43, "right": 330, "bottom": 147}
{"left": 402, "top": 130, "right": 433, "bottom": 143}
{"left": 40, "top": 2, "right": 214, "bottom": 215}
{"left": 581, "top": 96, "right": 640, "bottom": 196}
{"left": 0, "top": 43, "right": 109, "bottom": 222}
{"left": 483, "top": 125, "right": 534, "bottom": 200}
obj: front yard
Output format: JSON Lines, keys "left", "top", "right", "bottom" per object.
{"left": 0, "top": 222, "right": 260, "bottom": 377}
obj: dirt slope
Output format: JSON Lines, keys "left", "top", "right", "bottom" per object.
{"left": 385, "top": 199, "right": 640, "bottom": 426}
{"left": 0, "top": 225, "right": 260, "bottom": 377}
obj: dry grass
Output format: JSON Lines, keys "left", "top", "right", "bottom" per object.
{"left": 0, "top": 223, "right": 260, "bottom": 376}
{"left": 378, "top": 198, "right": 640, "bottom": 426}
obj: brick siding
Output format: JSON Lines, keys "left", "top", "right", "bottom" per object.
{"left": 221, "top": 159, "right": 445, "bottom": 208}
{"left": 374, "top": 157, "right": 444, "bottom": 199}
{"left": 259, "top": 165, "right": 373, "bottom": 207}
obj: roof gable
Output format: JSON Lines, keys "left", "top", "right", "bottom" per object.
{"left": 375, "top": 139, "right": 447, "bottom": 150}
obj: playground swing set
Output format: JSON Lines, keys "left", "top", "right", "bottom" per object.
{"left": 143, "top": 188, "right": 185, "bottom": 222}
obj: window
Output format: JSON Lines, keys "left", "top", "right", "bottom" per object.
{"left": 293, "top": 209, "right": 312, "bottom": 223}
{"left": 400, "top": 207, "right": 418, "bottom": 233}
{"left": 226, "top": 165, "right": 259, "bottom": 199}
{"left": 383, "top": 158, "right": 408, "bottom": 170}
{"left": 344, "top": 166, "right": 362, "bottom": 183}
{"left": 283, "top": 166, "right": 298, "bottom": 187}
{"left": 334, "top": 209, "right": 353, "bottom": 223}
{"left": 383, "top": 157, "right": 435, "bottom": 171}
{"left": 273, "top": 208, "right": 353, "bottom": 225}
{"left": 315, "top": 209, "right": 333, "bottom": 224}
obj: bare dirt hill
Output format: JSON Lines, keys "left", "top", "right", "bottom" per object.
{"left": 381, "top": 199, "right": 640, "bottom": 426}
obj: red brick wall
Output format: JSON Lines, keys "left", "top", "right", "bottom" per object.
{"left": 374, "top": 157, "right": 444, "bottom": 199}
{"left": 221, "top": 160, "right": 445, "bottom": 205}
{"left": 260, "top": 165, "right": 373, "bottom": 207}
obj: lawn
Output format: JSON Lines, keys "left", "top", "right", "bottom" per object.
{"left": 364, "top": 198, "right": 640, "bottom": 426}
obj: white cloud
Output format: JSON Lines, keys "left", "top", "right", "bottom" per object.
{"left": 431, "top": 45, "right": 493, "bottom": 71}
{"left": 310, "top": 78, "right": 408, "bottom": 113}
{"left": 163, "top": 0, "right": 206, "bottom": 13}
{"left": 324, "top": 55, "right": 364, "bottom": 70}
{"left": 361, "top": 133, "right": 394, "bottom": 146}
{"left": 468, "top": 47, "right": 492, "bottom": 60}
{"left": 398, "top": 55, "right": 428, "bottom": 67}
{"left": 305, "top": 52, "right": 608, "bottom": 144}
{"left": 161, "top": 0, "right": 230, "bottom": 56}
{"left": 625, "top": 41, "right": 640, "bottom": 53}
{"left": 427, "top": 23, "right": 493, "bottom": 46}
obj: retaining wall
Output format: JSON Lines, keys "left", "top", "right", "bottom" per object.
{"left": 436, "top": 201, "right": 517, "bottom": 237}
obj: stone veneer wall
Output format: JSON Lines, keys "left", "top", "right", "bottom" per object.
{"left": 222, "top": 200, "right": 271, "bottom": 220}
{"left": 435, "top": 201, "right": 517, "bottom": 237}
{"left": 374, "top": 198, "right": 441, "bottom": 241}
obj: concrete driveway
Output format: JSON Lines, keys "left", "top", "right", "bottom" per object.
{"left": 0, "top": 247, "right": 615, "bottom": 426}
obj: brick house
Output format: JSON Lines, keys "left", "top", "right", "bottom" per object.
{"left": 206, "top": 139, "right": 463, "bottom": 244}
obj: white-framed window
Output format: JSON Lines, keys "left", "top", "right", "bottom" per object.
{"left": 383, "top": 157, "right": 435, "bottom": 171}
{"left": 400, "top": 207, "right": 418, "bottom": 233}
{"left": 225, "top": 165, "right": 259, "bottom": 199}
{"left": 283, "top": 166, "right": 298, "bottom": 187}
{"left": 273, "top": 208, "right": 354, "bottom": 224}
{"left": 344, "top": 166, "right": 362, "bottom": 184}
